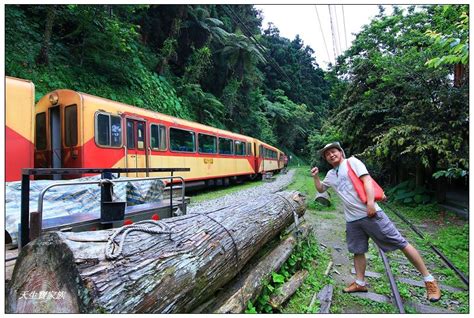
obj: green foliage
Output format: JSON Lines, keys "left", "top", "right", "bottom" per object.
{"left": 328, "top": 5, "right": 468, "bottom": 187}
{"left": 307, "top": 124, "right": 342, "bottom": 168}
{"left": 425, "top": 5, "right": 469, "bottom": 67}
{"left": 385, "top": 180, "right": 432, "bottom": 204}
{"left": 245, "top": 301, "right": 257, "bottom": 314}
{"left": 252, "top": 233, "right": 322, "bottom": 313}
{"left": 432, "top": 167, "right": 468, "bottom": 180}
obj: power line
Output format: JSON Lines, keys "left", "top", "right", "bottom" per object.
{"left": 314, "top": 5, "right": 331, "bottom": 64}
{"left": 333, "top": 5, "right": 343, "bottom": 54}
{"left": 328, "top": 5, "right": 338, "bottom": 61}
{"left": 222, "top": 5, "right": 298, "bottom": 90}
{"left": 342, "top": 5, "right": 348, "bottom": 50}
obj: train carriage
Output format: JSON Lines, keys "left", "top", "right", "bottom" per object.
{"left": 253, "top": 139, "right": 284, "bottom": 174}
{"left": 34, "top": 89, "right": 284, "bottom": 184}
{"left": 6, "top": 77, "right": 35, "bottom": 181}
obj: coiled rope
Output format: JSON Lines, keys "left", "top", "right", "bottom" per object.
{"left": 105, "top": 220, "right": 172, "bottom": 260}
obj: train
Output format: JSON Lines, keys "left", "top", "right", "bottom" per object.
{"left": 7, "top": 85, "right": 286, "bottom": 185}
{"left": 5, "top": 77, "right": 35, "bottom": 182}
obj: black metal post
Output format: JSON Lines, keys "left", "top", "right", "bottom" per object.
{"left": 20, "top": 171, "right": 31, "bottom": 248}
{"left": 170, "top": 171, "right": 174, "bottom": 216}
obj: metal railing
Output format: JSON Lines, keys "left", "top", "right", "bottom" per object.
{"left": 20, "top": 167, "right": 190, "bottom": 248}
{"left": 36, "top": 176, "right": 186, "bottom": 234}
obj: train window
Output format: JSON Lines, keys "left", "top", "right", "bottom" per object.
{"left": 150, "top": 124, "right": 167, "bottom": 150}
{"left": 234, "top": 140, "right": 246, "bottom": 156}
{"left": 247, "top": 143, "right": 252, "bottom": 156}
{"left": 219, "top": 138, "right": 233, "bottom": 155}
{"left": 126, "top": 120, "right": 135, "bottom": 149}
{"left": 259, "top": 145, "right": 263, "bottom": 158}
{"left": 170, "top": 128, "right": 195, "bottom": 152}
{"left": 159, "top": 125, "right": 167, "bottom": 150}
{"left": 110, "top": 116, "right": 122, "bottom": 147}
{"left": 96, "top": 112, "right": 122, "bottom": 148}
{"left": 97, "top": 113, "right": 110, "bottom": 146}
{"left": 198, "top": 134, "right": 217, "bottom": 154}
{"left": 64, "top": 105, "right": 77, "bottom": 147}
{"left": 137, "top": 122, "right": 145, "bottom": 150}
{"left": 35, "top": 112, "right": 47, "bottom": 150}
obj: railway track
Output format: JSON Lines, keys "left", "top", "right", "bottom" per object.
{"left": 360, "top": 203, "right": 469, "bottom": 313}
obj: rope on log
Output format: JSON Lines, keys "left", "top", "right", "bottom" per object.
{"left": 105, "top": 220, "right": 172, "bottom": 259}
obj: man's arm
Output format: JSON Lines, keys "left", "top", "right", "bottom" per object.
{"left": 311, "top": 167, "right": 325, "bottom": 193}
{"left": 360, "top": 174, "right": 376, "bottom": 217}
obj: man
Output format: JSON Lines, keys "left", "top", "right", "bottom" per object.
{"left": 311, "top": 142, "right": 441, "bottom": 302}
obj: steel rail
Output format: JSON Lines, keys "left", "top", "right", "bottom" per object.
{"left": 382, "top": 203, "right": 469, "bottom": 287}
{"left": 378, "top": 247, "right": 405, "bottom": 313}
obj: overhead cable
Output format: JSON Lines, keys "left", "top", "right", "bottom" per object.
{"left": 333, "top": 5, "right": 343, "bottom": 55}
{"left": 328, "top": 5, "right": 338, "bottom": 61}
{"left": 314, "top": 5, "right": 331, "bottom": 64}
{"left": 342, "top": 5, "right": 348, "bottom": 50}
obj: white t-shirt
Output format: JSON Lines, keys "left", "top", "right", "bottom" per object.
{"left": 321, "top": 156, "right": 381, "bottom": 222}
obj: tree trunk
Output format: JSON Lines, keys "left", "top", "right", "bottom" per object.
{"left": 7, "top": 191, "right": 306, "bottom": 314}
{"left": 268, "top": 269, "right": 309, "bottom": 309}
{"left": 36, "top": 5, "right": 56, "bottom": 66}
{"left": 201, "top": 222, "right": 311, "bottom": 313}
{"left": 415, "top": 162, "right": 424, "bottom": 187}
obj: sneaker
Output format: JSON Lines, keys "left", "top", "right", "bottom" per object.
{"left": 425, "top": 280, "right": 441, "bottom": 302}
{"left": 343, "top": 281, "right": 368, "bottom": 293}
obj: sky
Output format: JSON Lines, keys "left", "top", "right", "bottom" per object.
{"left": 255, "top": 5, "right": 391, "bottom": 70}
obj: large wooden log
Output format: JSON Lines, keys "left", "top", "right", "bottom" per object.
{"left": 200, "top": 222, "right": 311, "bottom": 313}
{"left": 7, "top": 190, "right": 305, "bottom": 314}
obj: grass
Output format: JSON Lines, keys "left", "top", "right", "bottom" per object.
{"left": 378, "top": 202, "right": 469, "bottom": 312}
{"left": 382, "top": 202, "right": 468, "bottom": 289}
{"left": 286, "top": 165, "right": 341, "bottom": 212}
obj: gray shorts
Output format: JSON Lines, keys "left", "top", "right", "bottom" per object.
{"left": 346, "top": 211, "right": 408, "bottom": 254}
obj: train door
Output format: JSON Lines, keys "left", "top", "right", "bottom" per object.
{"left": 50, "top": 106, "right": 62, "bottom": 179}
{"left": 253, "top": 143, "right": 259, "bottom": 173}
{"left": 126, "top": 118, "right": 148, "bottom": 177}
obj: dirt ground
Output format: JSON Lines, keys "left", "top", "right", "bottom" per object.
{"left": 303, "top": 205, "right": 355, "bottom": 289}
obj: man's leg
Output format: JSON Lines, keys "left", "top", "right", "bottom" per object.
{"left": 353, "top": 253, "right": 367, "bottom": 281}
{"left": 401, "top": 243, "right": 429, "bottom": 276}
{"left": 401, "top": 243, "right": 441, "bottom": 302}
{"left": 343, "top": 253, "right": 368, "bottom": 293}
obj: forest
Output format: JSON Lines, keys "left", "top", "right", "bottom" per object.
{"left": 5, "top": 4, "right": 469, "bottom": 195}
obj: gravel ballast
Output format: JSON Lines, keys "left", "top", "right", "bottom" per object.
{"left": 187, "top": 169, "right": 296, "bottom": 214}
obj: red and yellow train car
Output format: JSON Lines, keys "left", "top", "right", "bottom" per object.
{"left": 34, "top": 89, "right": 284, "bottom": 183}
{"left": 6, "top": 77, "right": 35, "bottom": 181}
{"left": 253, "top": 139, "right": 285, "bottom": 173}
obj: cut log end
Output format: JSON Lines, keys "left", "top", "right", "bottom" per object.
{"left": 7, "top": 232, "right": 90, "bottom": 313}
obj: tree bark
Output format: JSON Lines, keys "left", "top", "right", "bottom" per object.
{"left": 7, "top": 190, "right": 306, "bottom": 314}
{"left": 36, "top": 5, "right": 57, "bottom": 66}
{"left": 199, "top": 222, "right": 311, "bottom": 313}
{"left": 268, "top": 269, "right": 309, "bottom": 309}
